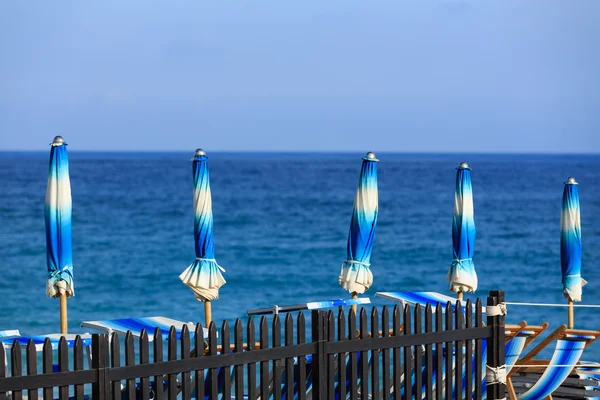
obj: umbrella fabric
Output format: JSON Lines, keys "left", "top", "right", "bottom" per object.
{"left": 338, "top": 155, "right": 378, "bottom": 294}
{"left": 179, "top": 153, "right": 226, "bottom": 301}
{"left": 45, "top": 140, "right": 74, "bottom": 298}
{"left": 561, "top": 179, "right": 586, "bottom": 302}
{"left": 447, "top": 165, "right": 478, "bottom": 293}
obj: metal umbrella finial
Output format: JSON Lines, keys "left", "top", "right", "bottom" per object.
{"left": 194, "top": 148, "right": 206, "bottom": 157}
{"left": 52, "top": 136, "right": 65, "bottom": 146}
{"left": 458, "top": 161, "right": 470, "bottom": 170}
{"left": 566, "top": 176, "right": 578, "bottom": 185}
{"left": 363, "top": 151, "right": 379, "bottom": 162}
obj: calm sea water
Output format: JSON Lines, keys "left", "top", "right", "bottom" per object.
{"left": 0, "top": 152, "right": 599, "bottom": 359}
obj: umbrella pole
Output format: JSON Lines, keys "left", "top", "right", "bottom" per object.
{"left": 351, "top": 292, "right": 358, "bottom": 314}
{"left": 60, "top": 293, "right": 68, "bottom": 334}
{"left": 568, "top": 299, "right": 574, "bottom": 329}
{"left": 457, "top": 291, "right": 463, "bottom": 300}
{"left": 205, "top": 300, "right": 212, "bottom": 327}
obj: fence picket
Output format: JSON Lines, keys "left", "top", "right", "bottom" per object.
{"left": 11, "top": 341, "right": 22, "bottom": 400}
{"left": 445, "top": 302, "right": 453, "bottom": 400}
{"left": 125, "top": 331, "right": 136, "bottom": 400}
{"left": 435, "top": 303, "right": 443, "bottom": 400}
{"left": 348, "top": 309, "right": 357, "bottom": 400}
{"left": 272, "top": 316, "right": 281, "bottom": 400}
{"left": 207, "top": 323, "right": 218, "bottom": 400}
{"left": 370, "top": 308, "right": 380, "bottom": 400}
{"left": 297, "top": 313, "right": 306, "bottom": 400}
{"left": 111, "top": 332, "right": 121, "bottom": 400}
{"left": 73, "top": 336, "right": 84, "bottom": 400}
{"left": 168, "top": 326, "right": 178, "bottom": 400}
{"left": 414, "top": 304, "right": 423, "bottom": 399}
{"left": 424, "top": 304, "right": 433, "bottom": 400}
{"left": 193, "top": 323, "right": 205, "bottom": 400}
{"left": 0, "top": 344, "right": 5, "bottom": 400}
{"left": 327, "top": 311, "right": 335, "bottom": 400}
{"left": 475, "top": 298, "right": 483, "bottom": 399}
{"left": 381, "top": 306, "right": 390, "bottom": 400}
{"left": 455, "top": 302, "right": 464, "bottom": 399}
{"left": 247, "top": 318, "right": 257, "bottom": 400}
{"left": 337, "top": 309, "right": 347, "bottom": 400}
{"left": 42, "top": 338, "right": 53, "bottom": 400}
{"left": 221, "top": 321, "right": 231, "bottom": 400}
{"left": 26, "top": 340, "right": 38, "bottom": 400}
{"left": 139, "top": 329, "right": 150, "bottom": 400}
{"left": 392, "top": 306, "right": 401, "bottom": 400}
{"left": 284, "top": 314, "right": 294, "bottom": 400}
{"left": 465, "top": 299, "right": 473, "bottom": 399}
{"left": 234, "top": 320, "right": 244, "bottom": 400}
{"left": 153, "top": 329, "right": 164, "bottom": 400}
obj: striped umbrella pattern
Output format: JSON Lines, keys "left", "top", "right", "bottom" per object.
{"left": 45, "top": 136, "right": 74, "bottom": 298}
{"left": 338, "top": 152, "right": 379, "bottom": 294}
{"left": 561, "top": 177, "right": 586, "bottom": 302}
{"left": 447, "top": 162, "right": 478, "bottom": 294}
{"left": 179, "top": 150, "right": 226, "bottom": 301}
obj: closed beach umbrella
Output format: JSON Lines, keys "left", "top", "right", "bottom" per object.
{"left": 561, "top": 176, "right": 585, "bottom": 328}
{"left": 45, "top": 136, "right": 74, "bottom": 334}
{"left": 447, "top": 162, "right": 477, "bottom": 299}
{"left": 338, "top": 152, "right": 379, "bottom": 296}
{"left": 179, "top": 149, "right": 226, "bottom": 326}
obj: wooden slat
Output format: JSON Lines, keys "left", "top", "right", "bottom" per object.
{"left": 392, "top": 305, "right": 401, "bottom": 400}
{"left": 465, "top": 300, "right": 473, "bottom": 400}
{"left": 475, "top": 298, "right": 483, "bottom": 400}
{"left": 168, "top": 326, "right": 178, "bottom": 400}
{"left": 73, "top": 336, "right": 84, "bottom": 400}
{"left": 259, "top": 317, "right": 269, "bottom": 400}
{"left": 326, "top": 311, "right": 335, "bottom": 400}
{"left": 348, "top": 309, "right": 358, "bottom": 400}
{"left": 284, "top": 314, "right": 294, "bottom": 400}
{"left": 125, "top": 331, "right": 136, "bottom": 400}
{"left": 381, "top": 306, "right": 390, "bottom": 400}
{"left": 111, "top": 332, "right": 121, "bottom": 400}
{"left": 370, "top": 307, "right": 380, "bottom": 400}
{"left": 403, "top": 305, "right": 412, "bottom": 400}
{"left": 234, "top": 320, "right": 244, "bottom": 400}
{"left": 424, "top": 304, "right": 433, "bottom": 400}
{"left": 414, "top": 304, "right": 423, "bottom": 399}
{"left": 337, "top": 309, "right": 347, "bottom": 400}
{"left": 153, "top": 329, "right": 164, "bottom": 400}
{"left": 26, "top": 339, "right": 39, "bottom": 400}
{"left": 11, "top": 341, "right": 23, "bottom": 400}
{"left": 58, "top": 337, "right": 68, "bottom": 400}
{"left": 445, "top": 302, "right": 453, "bottom": 400}
{"left": 272, "top": 315, "right": 281, "bottom": 400}
{"left": 296, "top": 312, "right": 306, "bottom": 400}
{"left": 42, "top": 338, "right": 53, "bottom": 400}
{"left": 139, "top": 330, "right": 150, "bottom": 400}
{"left": 220, "top": 321, "right": 231, "bottom": 400}
{"left": 193, "top": 324, "right": 205, "bottom": 400}
{"left": 455, "top": 302, "right": 464, "bottom": 400}
{"left": 207, "top": 323, "right": 218, "bottom": 400}
{"left": 91, "top": 334, "right": 109, "bottom": 400}
{"left": 435, "top": 303, "right": 443, "bottom": 400}
{"left": 247, "top": 318, "right": 257, "bottom": 400}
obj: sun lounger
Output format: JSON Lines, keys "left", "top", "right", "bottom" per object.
{"left": 80, "top": 316, "right": 210, "bottom": 340}
{"left": 0, "top": 332, "right": 92, "bottom": 351}
{"left": 508, "top": 325, "right": 600, "bottom": 400}
{"left": 375, "top": 291, "right": 485, "bottom": 313}
{"left": 247, "top": 298, "right": 371, "bottom": 316}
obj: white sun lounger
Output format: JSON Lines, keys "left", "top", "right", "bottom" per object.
{"left": 375, "top": 291, "right": 486, "bottom": 313}
{"left": 246, "top": 297, "right": 371, "bottom": 316}
{"left": 81, "top": 316, "right": 211, "bottom": 340}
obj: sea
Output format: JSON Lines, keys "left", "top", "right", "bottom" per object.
{"left": 0, "top": 152, "right": 599, "bottom": 360}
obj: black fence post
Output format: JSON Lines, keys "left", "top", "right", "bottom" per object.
{"left": 91, "top": 334, "right": 109, "bottom": 400}
{"left": 486, "top": 290, "right": 506, "bottom": 400}
{"left": 312, "top": 310, "right": 326, "bottom": 400}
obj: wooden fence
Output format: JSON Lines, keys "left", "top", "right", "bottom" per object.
{"left": 0, "top": 290, "right": 506, "bottom": 399}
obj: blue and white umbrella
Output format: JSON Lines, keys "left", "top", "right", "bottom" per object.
{"left": 561, "top": 177, "right": 586, "bottom": 303}
{"left": 447, "top": 162, "right": 478, "bottom": 295}
{"left": 338, "top": 152, "right": 379, "bottom": 295}
{"left": 45, "top": 136, "right": 74, "bottom": 299}
{"left": 179, "top": 149, "right": 226, "bottom": 302}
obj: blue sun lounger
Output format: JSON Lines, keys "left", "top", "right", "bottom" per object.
{"left": 0, "top": 331, "right": 92, "bottom": 351}
{"left": 375, "top": 291, "right": 485, "bottom": 313}
{"left": 80, "top": 316, "right": 210, "bottom": 340}
{"left": 508, "top": 326, "right": 600, "bottom": 400}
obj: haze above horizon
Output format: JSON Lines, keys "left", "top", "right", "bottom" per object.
{"left": 1, "top": 1, "right": 598, "bottom": 153}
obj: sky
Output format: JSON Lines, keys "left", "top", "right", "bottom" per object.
{"left": 0, "top": 1, "right": 598, "bottom": 153}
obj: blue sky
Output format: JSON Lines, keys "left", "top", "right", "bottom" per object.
{"left": 1, "top": 1, "right": 598, "bottom": 152}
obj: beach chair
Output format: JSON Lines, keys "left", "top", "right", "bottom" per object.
{"left": 246, "top": 297, "right": 371, "bottom": 316}
{"left": 80, "top": 316, "right": 210, "bottom": 341}
{"left": 508, "top": 325, "right": 600, "bottom": 400}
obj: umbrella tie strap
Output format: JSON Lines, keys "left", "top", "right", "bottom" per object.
{"left": 345, "top": 260, "right": 371, "bottom": 267}
{"left": 451, "top": 258, "right": 472, "bottom": 265}
{"left": 196, "top": 258, "right": 226, "bottom": 273}
{"left": 48, "top": 265, "right": 72, "bottom": 279}
{"left": 486, "top": 364, "right": 507, "bottom": 385}
{"left": 486, "top": 303, "right": 507, "bottom": 316}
